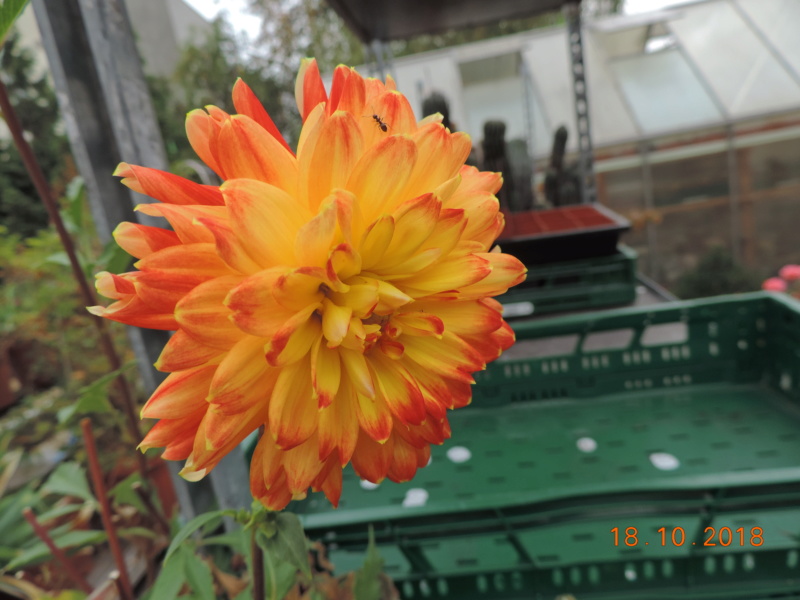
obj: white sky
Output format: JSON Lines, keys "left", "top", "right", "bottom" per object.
{"left": 185, "top": 0, "right": 696, "bottom": 40}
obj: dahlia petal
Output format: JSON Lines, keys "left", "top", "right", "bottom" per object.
{"left": 296, "top": 103, "right": 326, "bottom": 170}
{"left": 360, "top": 91, "right": 417, "bottom": 149}
{"left": 328, "top": 66, "right": 366, "bottom": 115}
{"left": 175, "top": 276, "right": 245, "bottom": 350}
{"left": 420, "top": 207, "right": 467, "bottom": 258}
{"left": 329, "top": 282, "right": 378, "bottom": 319}
{"left": 359, "top": 215, "right": 395, "bottom": 270}
{"left": 379, "top": 338, "right": 404, "bottom": 359}
{"left": 295, "top": 58, "right": 328, "bottom": 121}
{"left": 347, "top": 135, "right": 417, "bottom": 222}
{"left": 386, "top": 434, "right": 422, "bottom": 482}
{"left": 351, "top": 432, "right": 394, "bottom": 483}
{"left": 186, "top": 109, "right": 225, "bottom": 177}
{"left": 134, "top": 269, "right": 200, "bottom": 313}
{"left": 321, "top": 299, "right": 352, "bottom": 347}
{"left": 207, "top": 335, "right": 273, "bottom": 410}
{"left": 113, "top": 222, "right": 179, "bottom": 259}
{"left": 355, "top": 392, "right": 393, "bottom": 443}
{"left": 295, "top": 201, "right": 338, "bottom": 267}
{"left": 193, "top": 216, "right": 262, "bottom": 275}
{"left": 135, "top": 243, "right": 233, "bottom": 279}
{"left": 374, "top": 279, "right": 414, "bottom": 313}
{"left": 369, "top": 353, "right": 426, "bottom": 426}
{"left": 340, "top": 347, "right": 375, "bottom": 398}
{"left": 272, "top": 268, "right": 326, "bottom": 311}
{"left": 270, "top": 360, "right": 318, "bottom": 449}
{"left": 135, "top": 203, "right": 219, "bottom": 245}
{"left": 155, "top": 329, "right": 222, "bottom": 372}
{"left": 304, "top": 111, "right": 364, "bottom": 212}
{"left": 283, "top": 435, "right": 324, "bottom": 493}
{"left": 264, "top": 304, "right": 322, "bottom": 367}
{"left": 222, "top": 179, "right": 309, "bottom": 268}
{"left": 318, "top": 379, "right": 358, "bottom": 464}
{"left": 141, "top": 365, "right": 215, "bottom": 419}
{"left": 403, "top": 331, "right": 484, "bottom": 383}
{"left": 95, "top": 271, "right": 135, "bottom": 300}
{"left": 379, "top": 247, "right": 442, "bottom": 278}
{"left": 382, "top": 194, "right": 441, "bottom": 265}
{"left": 314, "top": 457, "right": 343, "bottom": 507}
{"left": 392, "top": 311, "right": 445, "bottom": 337}
{"left": 253, "top": 432, "right": 285, "bottom": 489}
{"left": 454, "top": 164, "right": 503, "bottom": 196}
{"left": 458, "top": 252, "right": 527, "bottom": 299}
{"left": 114, "top": 162, "right": 223, "bottom": 206}
{"left": 88, "top": 298, "right": 177, "bottom": 330}
{"left": 311, "top": 337, "right": 341, "bottom": 408}
{"left": 397, "top": 253, "right": 492, "bottom": 295}
{"left": 260, "top": 480, "right": 294, "bottom": 510}
{"left": 232, "top": 78, "right": 293, "bottom": 154}
{"left": 200, "top": 396, "right": 269, "bottom": 458}
{"left": 405, "top": 125, "right": 472, "bottom": 199}
{"left": 217, "top": 115, "right": 298, "bottom": 196}
{"left": 225, "top": 268, "right": 296, "bottom": 337}
{"left": 139, "top": 403, "right": 206, "bottom": 457}
{"left": 417, "top": 298, "right": 503, "bottom": 335}
{"left": 332, "top": 189, "right": 362, "bottom": 245}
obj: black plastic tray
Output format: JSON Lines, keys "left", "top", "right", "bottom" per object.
{"left": 498, "top": 203, "right": 630, "bottom": 264}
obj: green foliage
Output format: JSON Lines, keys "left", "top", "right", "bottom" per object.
{"left": 674, "top": 246, "right": 761, "bottom": 299}
{"left": 39, "top": 461, "right": 95, "bottom": 505}
{"left": 0, "top": 29, "right": 71, "bottom": 238}
{"left": 149, "top": 17, "right": 299, "bottom": 163}
{"left": 0, "top": 0, "right": 28, "bottom": 47}
{"left": 353, "top": 526, "right": 383, "bottom": 600}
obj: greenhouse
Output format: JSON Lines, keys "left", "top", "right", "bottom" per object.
{"left": 364, "top": 0, "right": 800, "bottom": 285}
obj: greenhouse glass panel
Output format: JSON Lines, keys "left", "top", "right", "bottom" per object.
{"left": 737, "top": 0, "right": 800, "bottom": 81}
{"left": 669, "top": 1, "right": 800, "bottom": 118}
{"left": 584, "top": 32, "right": 640, "bottom": 145}
{"left": 611, "top": 49, "right": 722, "bottom": 134}
{"left": 523, "top": 32, "right": 578, "bottom": 152}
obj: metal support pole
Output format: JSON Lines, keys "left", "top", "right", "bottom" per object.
{"left": 32, "top": 0, "right": 251, "bottom": 523}
{"left": 639, "top": 141, "right": 659, "bottom": 279}
{"left": 564, "top": 1, "right": 597, "bottom": 204}
{"left": 725, "top": 125, "right": 742, "bottom": 263}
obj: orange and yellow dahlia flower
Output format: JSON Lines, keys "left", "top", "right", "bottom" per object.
{"left": 90, "top": 59, "right": 526, "bottom": 510}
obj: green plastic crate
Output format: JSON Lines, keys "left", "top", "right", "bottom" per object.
{"left": 294, "top": 292, "right": 800, "bottom": 599}
{"left": 499, "top": 245, "right": 638, "bottom": 318}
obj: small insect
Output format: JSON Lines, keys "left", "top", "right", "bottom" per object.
{"left": 370, "top": 114, "right": 389, "bottom": 132}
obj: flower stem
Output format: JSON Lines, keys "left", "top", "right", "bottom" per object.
{"left": 251, "top": 528, "right": 265, "bottom": 600}
{"left": 0, "top": 78, "right": 147, "bottom": 477}
{"left": 81, "top": 418, "right": 135, "bottom": 600}
{"left": 22, "top": 507, "right": 93, "bottom": 593}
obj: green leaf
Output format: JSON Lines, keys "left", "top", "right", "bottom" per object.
{"left": 58, "top": 360, "right": 138, "bottom": 424}
{"left": 117, "top": 527, "right": 159, "bottom": 541}
{"left": 260, "top": 550, "right": 297, "bottom": 600}
{"left": 35, "top": 503, "right": 83, "bottom": 523}
{"left": 260, "top": 512, "right": 310, "bottom": 578}
{"left": 44, "top": 251, "right": 71, "bottom": 267}
{"left": 148, "top": 545, "right": 186, "bottom": 600}
{"left": 164, "top": 510, "right": 227, "bottom": 563}
{"left": 97, "top": 240, "right": 133, "bottom": 275}
{"left": 353, "top": 526, "right": 383, "bottom": 600}
{"left": 0, "top": 0, "right": 29, "bottom": 48}
{"left": 41, "top": 462, "right": 95, "bottom": 504}
{"left": 199, "top": 531, "right": 245, "bottom": 551}
{"left": 63, "top": 177, "right": 85, "bottom": 234}
{"left": 181, "top": 546, "right": 215, "bottom": 600}
{"left": 5, "top": 529, "right": 106, "bottom": 571}
{"left": 107, "top": 472, "right": 147, "bottom": 514}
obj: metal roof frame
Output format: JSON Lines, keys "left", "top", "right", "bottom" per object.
{"left": 325, "top": 0, "right": 576, "bottom": 43}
